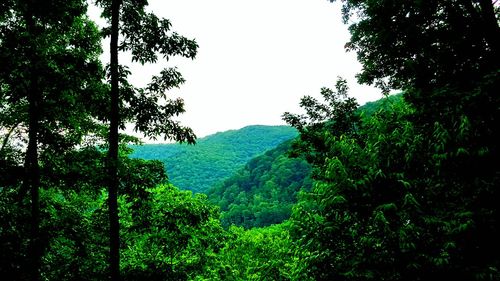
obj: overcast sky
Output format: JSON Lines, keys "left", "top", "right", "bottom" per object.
{"left": 89, "top": 0, "right": 382, "bottom": 139}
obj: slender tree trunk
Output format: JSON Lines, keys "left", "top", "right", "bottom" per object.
{"left": 23, "top": 5, "right": 41, "bottom": 281}
{"left": 26, "top": 73, "right": 41, "bottom": 281}
{"left": 108, "top": 0, "right": 121, "bottom": 280}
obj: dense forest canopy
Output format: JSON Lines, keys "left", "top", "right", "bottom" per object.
{"left": 1, "top": 0, "right": 499, "bottom": 280}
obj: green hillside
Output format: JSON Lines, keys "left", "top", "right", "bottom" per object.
{"left": 207, "top": 140, "right": 312, "bottom": 228}
{"left": 130, "top": 125, "right": 298, "bottom": 193}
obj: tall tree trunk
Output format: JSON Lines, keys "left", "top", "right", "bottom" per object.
{"left": 108, "top": 0, "right": 121, "bottom": 280}
{"left": 24, "top": 5, "right": 41, "bottom": 280}
{"left": 26, "top": 71, "right": 41, "bottom": 281}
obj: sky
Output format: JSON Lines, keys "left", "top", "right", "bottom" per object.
{"left": 88, "top": 0, "right": 382, "bottom": 139}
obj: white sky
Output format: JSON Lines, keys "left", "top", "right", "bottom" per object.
{"left": 89, "top": 0, "right": 382, "bottom": 139}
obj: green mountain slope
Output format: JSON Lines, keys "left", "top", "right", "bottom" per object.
{"left": 207, "top": 140, "right": 312, "bottom": 228}
{"left": 130, "top": 125, "right": 298, "bottom": 193}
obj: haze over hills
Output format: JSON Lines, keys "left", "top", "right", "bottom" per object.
{"left": 130, "top": 125, "right": 298, "bottom": 193}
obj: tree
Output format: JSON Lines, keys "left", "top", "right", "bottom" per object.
{"left": 336, "top": 2, "right": 500, "bottom": 278}
{"left": 285, "top": 92, "right": 420, "bottom": 280}
{"left": 335, "top": 0, "right": 500, "bottom": 146}
{"left": 93, "top": 0, "right": 198, "bottom": 279}
{"left": 39, "top": 149, "right": 169, "bottom": 280}
{"left": 120, "top": 184, "right": 224, "bottom": 281}
{"left": 200, "top": 223, "right": 296, "bottom": 281}
{"left": 283, "top": 1, "right": 500, "bottom": 278}
{"left": 335, "top": 0, "right": 499, "bottom": 91}
{"left": 0, "top": 1, "right": 104, "bottom": 279}
{"left": 283, "top": 77, "right": 360, "bottom": 168}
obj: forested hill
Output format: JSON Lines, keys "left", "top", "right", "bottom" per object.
{"left": 207, "top": 140, "right": 312, "bottom": 228}
{"left": 130, "top": 125, "right": 298, "bottom": 193}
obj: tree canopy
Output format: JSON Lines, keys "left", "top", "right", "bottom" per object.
{"left": 283, "top": 1, "right": 500, "bottom": 279}
{"left": 1, "top": 1, "right": 105, "bottom": 278}
{"left": 93, "top": 0, "right": 199, "bottom": 278}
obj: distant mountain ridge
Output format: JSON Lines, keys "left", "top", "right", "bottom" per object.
{"left": 130, "top": 125, "right": 298, "bottom": 193}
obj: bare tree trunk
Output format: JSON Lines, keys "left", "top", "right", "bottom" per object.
{"left": 108, "top": 0, "right": 121, "bottom": 280}
{"left": 23, "top": 5, "right": 41, "bottom": 280}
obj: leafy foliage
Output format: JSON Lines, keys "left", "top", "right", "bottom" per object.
{"left": 1, "top": 1, "right": 105, "bottom": 278}
{"left": 358, "top": 93, "right": 402, "bottom": 119}
{"left": 1, "top": 147, "right": 225, "bottom": 280}
{"left": 280, "top": 1, "right": 500, "bottom": 279}
{"left": 336, "top": 0, "right": 499, "bottom": 94}
{"left": 0, "top": 0, "right": 105, "bottom": 151}
{"left": 283, "top": 78, "right": 360, "bottom": 168}
{"left": 120, "top": 184, "right": 225, "bottom": 281}
{"left": 131, "top": 125, "right": 298, "bottom": 193}
{"left": 94, "top": 0, "right": 198, "bottom": 142}
{"left": 285, "top": 45, "right": 499, "bottom": 281}
{"left": 197, "top": 223, "right": 297, "bottom": 281}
